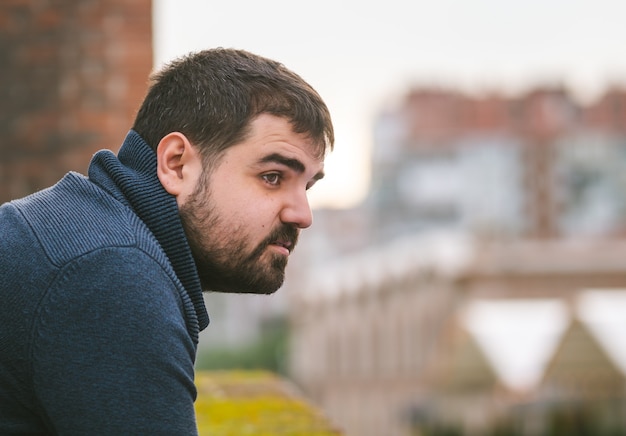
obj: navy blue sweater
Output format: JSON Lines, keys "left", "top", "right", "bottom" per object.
{"left": 0, "top": 131, "right": 209, "bottom": 434}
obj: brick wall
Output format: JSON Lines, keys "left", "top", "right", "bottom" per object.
{"left": 0, "top": 0, "right": 152, "bottom": 203}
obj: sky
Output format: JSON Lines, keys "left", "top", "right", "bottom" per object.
{"left": 153, "top": 0, "right": 626, "bottom": 208}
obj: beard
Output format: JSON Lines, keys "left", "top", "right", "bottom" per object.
{"left": 178, "top": 178, "right": 299, "bottom": 294}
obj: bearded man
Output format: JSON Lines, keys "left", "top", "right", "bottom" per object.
{"left": 0, "top": 48, "right": 334, "bottom": 434}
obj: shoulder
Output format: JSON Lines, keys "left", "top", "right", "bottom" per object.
{"left": 5, "top": 172, "right": 149, "bottom": 266}
{"left": 1, "top": 173, "right": 182, "bottom": 317}
{"left": 45, "top": 246, "right": 187, "bottom": 323}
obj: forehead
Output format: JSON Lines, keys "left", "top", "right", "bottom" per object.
{"left": 238, "top": 114, "right": 326, "bottom": 166}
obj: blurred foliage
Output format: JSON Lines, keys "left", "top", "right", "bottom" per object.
{"left": 194, "top": 370, "right": 342, "bottom": 436}
{"left": 195, "top": 316, "right": 289, "bottom": 375}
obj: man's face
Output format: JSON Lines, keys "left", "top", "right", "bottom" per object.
{"left": 178, "top": 114, "right": 325, "bottom": 294}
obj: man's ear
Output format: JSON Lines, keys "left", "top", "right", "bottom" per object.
{"left": 156, "top": 132, "right": 202, "bottom": 199}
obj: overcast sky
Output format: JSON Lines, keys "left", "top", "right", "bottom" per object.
{"left": 153, "top": 0, "right": 626, "bottom": 208}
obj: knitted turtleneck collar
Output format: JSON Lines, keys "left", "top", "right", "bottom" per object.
{"left": 87, "top": 130, "right": 210, "bottom": 337}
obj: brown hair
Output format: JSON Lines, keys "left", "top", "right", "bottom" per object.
{"left": 132, "top": 48, "right": 334, "bottom": 163}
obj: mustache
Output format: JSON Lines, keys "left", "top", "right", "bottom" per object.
{"left": 248, "top": 224, "right": 299, "bottom": 260}
{"left": 264, "top": 224, "right": 299, "bottom": 251}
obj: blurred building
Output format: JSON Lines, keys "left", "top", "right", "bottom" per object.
{"left": 288, "top": 87, "right": 626, "bottom": 435}
{"left": 0, "top": 1, "right": 152, "bottom": 203}
{"left": 290, "top": 235, "right": 626, "bottom": 436}
{"left": 366, "top": 87, "right": 626, "bottom": 243}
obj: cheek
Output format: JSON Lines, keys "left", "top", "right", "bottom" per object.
{"left": 209, "top": 176, "right": 283, "bottom": 230}
{"left": 238, "top": 198, "right": 283, "bottom": 235}
{"left": 212, "top": 191, "right": 267, "bottom": 229}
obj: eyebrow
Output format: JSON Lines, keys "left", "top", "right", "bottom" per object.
{"left": 259, "top": 153, "right": 325, "bottom": 180}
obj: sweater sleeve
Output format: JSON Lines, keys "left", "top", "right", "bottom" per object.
{"left": 31, "top": 247, "right": 199, "bottom": 435}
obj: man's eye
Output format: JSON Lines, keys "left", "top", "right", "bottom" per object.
{"left": 262, "top": 173, "right": 281, "bottom": 186}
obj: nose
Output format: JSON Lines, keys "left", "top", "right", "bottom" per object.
{"left": 280, "top": 191, "right": 313, "bottom": 229}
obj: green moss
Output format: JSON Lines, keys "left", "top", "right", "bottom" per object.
{"left": 195, "top": 371, "right": 342, "bottom": 436}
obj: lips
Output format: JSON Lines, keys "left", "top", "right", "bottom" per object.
{"left": 262, "top": 225, "right": 299, "bottom": 256}
{"left": 271, "top": 226, "right": 297, "bottom": 244}
{"left": 273, "top": 240, "right": 292, "bottom": 252}
{"left": 269, "top": 240, "right": 293, "bottom": 256}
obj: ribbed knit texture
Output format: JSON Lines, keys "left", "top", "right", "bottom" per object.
{"left": 0, "top": 130, "right": 210, "bottom": 434}
{"left": 89, "top": 130, "right": 209, "bottom": 333}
